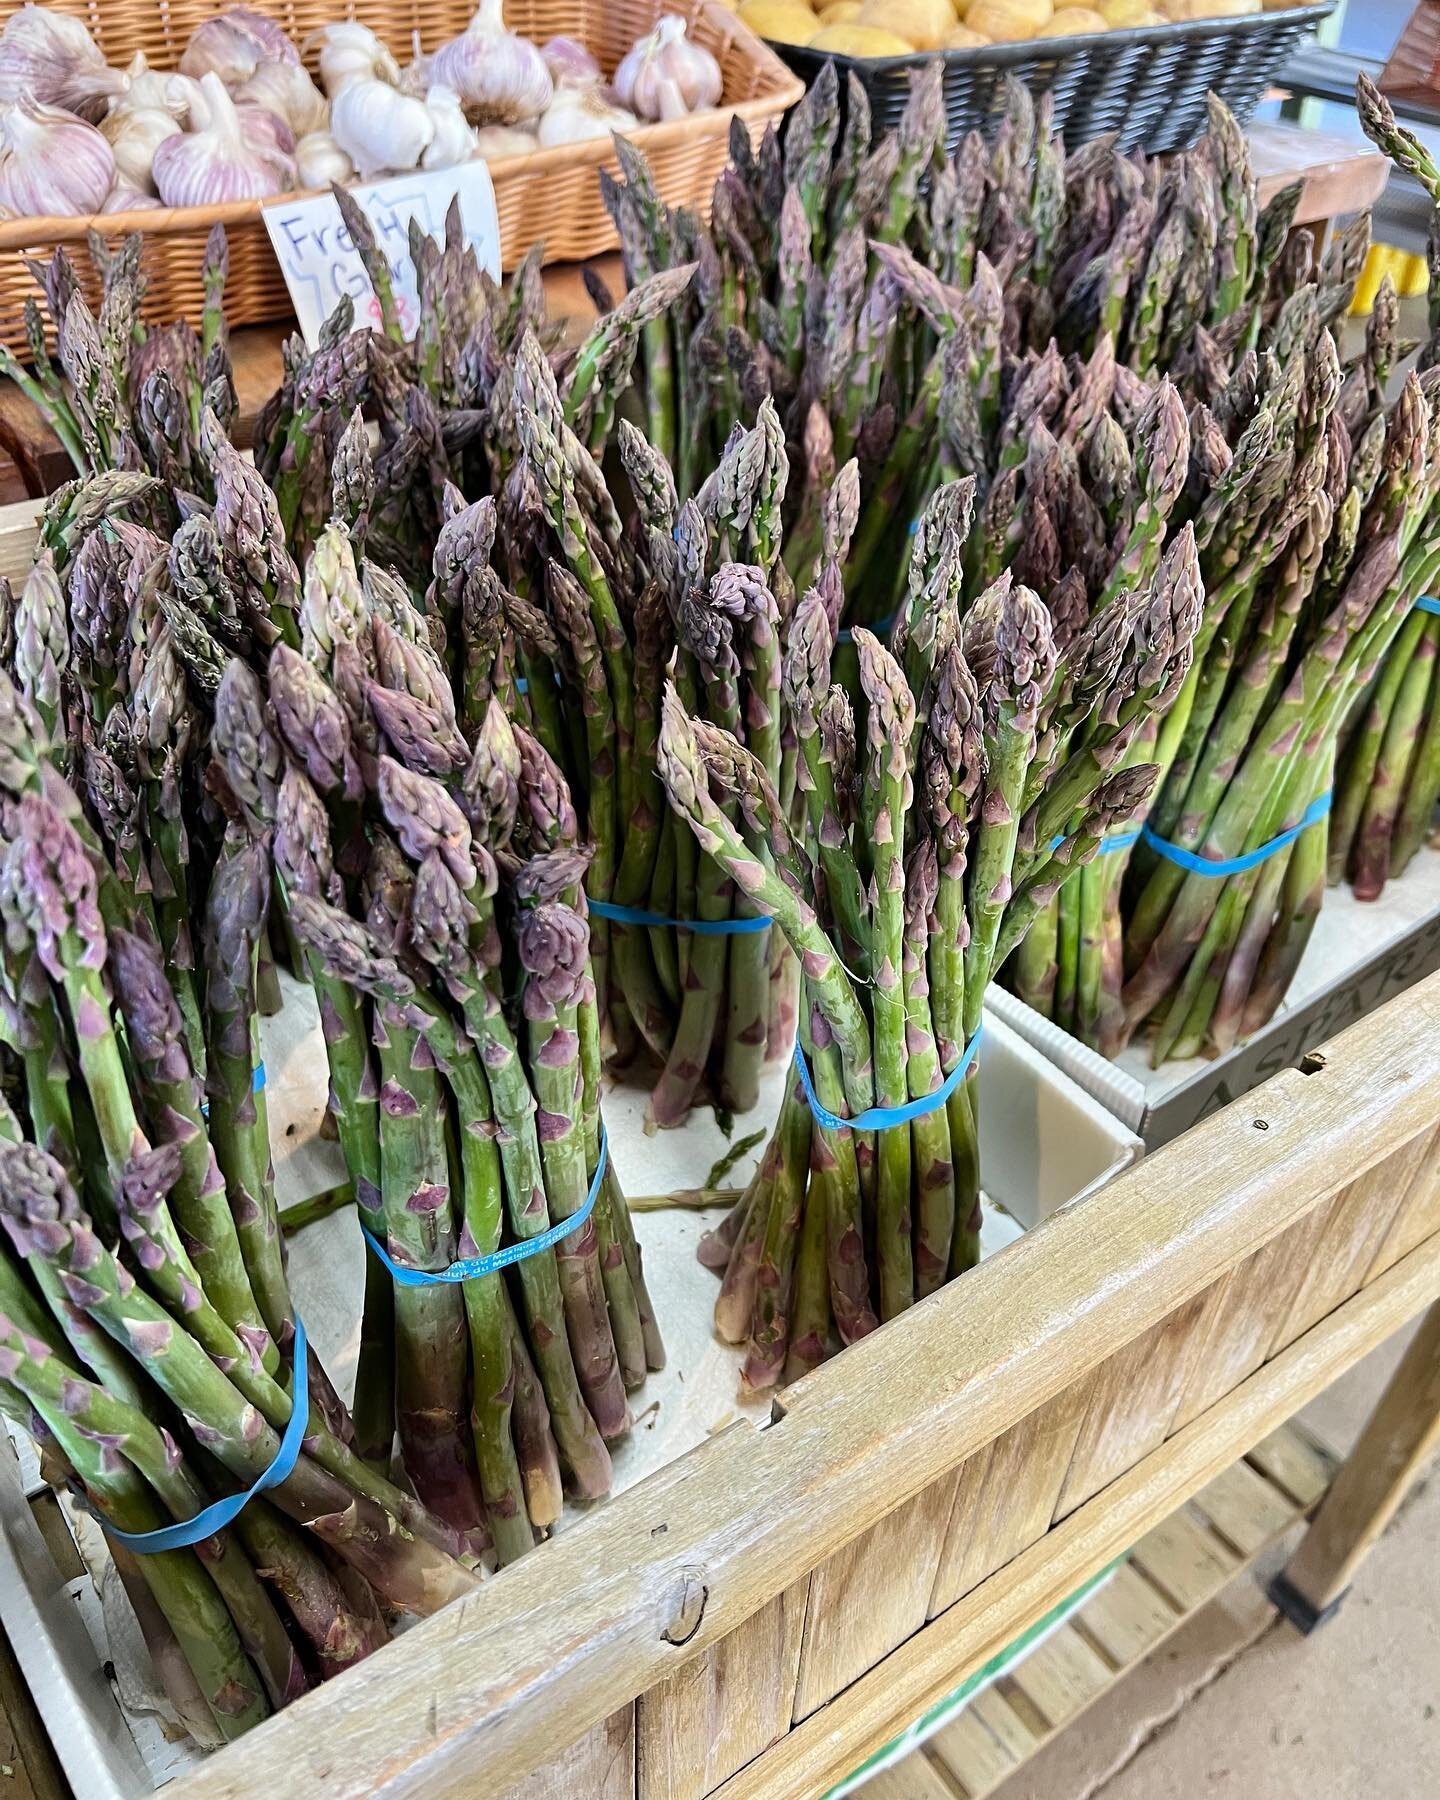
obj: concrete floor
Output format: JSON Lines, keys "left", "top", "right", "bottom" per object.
{"left": 987, "top": 1318, "right": 1439, "bottom": 1800}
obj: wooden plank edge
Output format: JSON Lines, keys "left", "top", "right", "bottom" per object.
{"left": 162, "top": 975, "right": 1440, "bottom": 1800}
{"left": 706, "top": 1228, "right": 1440, "bottom": 1800}
{"left": 924, "top": 1424, "right": 1322, "bottom": 1800}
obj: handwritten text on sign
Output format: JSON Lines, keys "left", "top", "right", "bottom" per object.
{"left": 262, "top": 163, "right": 502, "bottom": 348}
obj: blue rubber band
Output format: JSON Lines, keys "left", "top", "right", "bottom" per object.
{"left": 589, "top": 898, "right": 772, "bottom": 936}
{"left": 1140, "top": 792, "right": 1332, "bottom": 877}
{"left": 199, "top": 1063, "right": 266, "bottom": 1120}
{"left": 1097, "top": 828, "right": 1144, "bottom": 855}
{"left": 1416, "top": 595, "right": 1440, "bottom": 616}
{"left": 97, "top": 1317, "right": 311, "bottom": 1551}
{"left": 792, "top": 1023, "right": 983, "bottom": 1134}
{"left": 1047, "top": 829, "right": 1143, "bottom": 856}
{"left": 363, "top": 1128, "right": 609, "bottom": 1285}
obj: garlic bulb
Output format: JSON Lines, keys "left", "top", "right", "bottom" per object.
{"left": 614, "top": 17, "right": 722, "bottom": 122}
{"left": 238, "top": 105, "right": 296, "bottom": 156}
{"left": 151, "top": 72, "right": 295, "bottom": 207}
{"left": 472, "top": 122, "right": 537, "bottom": 158}
{"left": 111, "top": 51, "right": 189, "bottom": 119}
{"left": 101, "top": 102, "right": 180, "bottom": 194}
{"left": 422, "top": 85, "right": 476, "bottom": 172}
{"left": 313, "top": 22, "right": 400, "bottom": 97}
{"left": 430, "top": 0, "right": 552, "bottom": 125}
{"left": 541, "top": 36, "right": 602, "bottom": 87}
{"left": 180, "top": 7, "right": 300, "bottom": 84}
{"left": 0, "top": 5, "right": 125, "bottom": 122}
{"left": 295, "top": 129, "right": 353, "bottom": 189}
{"left": 186, "top": 70, "right": 295, "bottom": 152}
{"left": 0, "top": 96, "right": 115, "bottom": 216}
{"left": 331, "top": 71, "right": 434, "bottom": 178}
{"left": 398, "top": 54, "right": 432, "bottom": 98}
{"left": 101, "top": 182, "right": 161, "bottom": 213}
{"left": 538, "top": 84, "right": 636, "bottom": 148}
{"left": 234, "top": 59, "right": 327, "bottom": 137}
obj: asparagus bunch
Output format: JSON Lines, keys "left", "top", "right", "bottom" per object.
{"left": 242, "top": 200, "right": 790, "bottom": 1127}
{"left": 269, "top": 514, "right": 663, "bottom": 1560}
{"left": 1329, "top": 82, "right": 1440, "bottom": 900}
{"left": 1, "top": 221, "right": 666, "bottom": 1537}
{"left": 653, "top": 480, "right": 1198, "bottom": 1385}
{"left": 1109, "top": 78, "right": 1440, "bottom": 1057}
{"left": 603, "top": 77, "right": 1371, "bottom": 1053}
{"left": 1331, "top": 604, "right": 1440, "bottom": 898}
{"left": 0, "top": 671, "right": 478, "bottom": 1749}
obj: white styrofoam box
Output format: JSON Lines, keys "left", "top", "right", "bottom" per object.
{"left": 0, "top": 991, "right": 1141, "bottom": 1796}
{"left": 990, "top": 843, "right": 1440, "bottom": 1148}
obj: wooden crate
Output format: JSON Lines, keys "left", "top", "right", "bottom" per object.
{"left": 124, "top": 965, "right": 1437, "bottom": 1800}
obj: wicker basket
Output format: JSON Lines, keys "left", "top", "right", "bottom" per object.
{"left": 0, "top": 1, "right": 801, "bottom": 342}
{"left": 776, "top": 3, "right": 1335, "bottom": 156}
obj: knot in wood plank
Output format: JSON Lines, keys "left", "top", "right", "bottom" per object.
{"left": 661, "top": 1570, "right": 709, "bottom": 1645}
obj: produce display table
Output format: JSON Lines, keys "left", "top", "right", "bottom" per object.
{"left": 107, "top": 970, "right": 1437, "bottom": 1800}
{"left": 0, "top": 94, "right": 1432, "bottom": 1800}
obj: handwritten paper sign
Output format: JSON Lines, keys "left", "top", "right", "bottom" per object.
{"left": 263, "top": 163, "right": 502, "bottom": 348}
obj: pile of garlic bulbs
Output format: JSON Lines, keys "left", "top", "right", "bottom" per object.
{"left": 0, "top": 2, "right": 725, "bottom": 221}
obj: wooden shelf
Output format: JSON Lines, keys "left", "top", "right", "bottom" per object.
{"left": 882, "top": 1422, "right": 1335, "bottom": 1800}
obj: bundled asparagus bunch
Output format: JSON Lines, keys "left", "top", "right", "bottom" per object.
{"left": 270, "top": 514, "right": 664, "bottom": 1562}
{"left": 604, "top": 73, "right": 1372, "bottom": 1053}
{"left": 652, "top": 479, "right": 1199, "bottom": 1384}
{"left": 241, "top": 198, "right": 796, "bottom": 1127}
{"left": 0, "top": 654, "right": 480, "bottom": 1748}
{"left": 0, "top": 230, "right": 662, "bottom": 1576}
{"left": 1329, "top": 88, "right": 1440, "bottom": 901}
{"left": 494, "top": 346, "right": 806, "bottom": 1124}
{"left": 1110, "top": 80, "right": 1440, "bottom": 1060}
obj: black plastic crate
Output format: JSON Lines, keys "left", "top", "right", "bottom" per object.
{"left": 774, "top": 4, "right": 1335, "bottom": 155}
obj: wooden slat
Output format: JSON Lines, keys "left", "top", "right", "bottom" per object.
{"left": 1367, "top": 1122, "right": 1440, "bottom": 1281}
{"left": 636, "top": 1581, "right": 808, "bottom": 1800}
{"left": 1053, "top": 1294, "right": 1211, "bottom": 1518}
{"left": 862, "top": 1759, "right": 957, "bottom": 1800}
{"left": 904, "top": 1425, "right": 1320, "bottom": 1800}
{"left": 1267, "top": 1140, "right": 1420, "bottom": 1352}
{"left": 927, "top": 1704, "right": 1025, "bottom": 1795}
{"left": 1074, "top": 1564, "right": 1177, "bottom": 1666}
{"left": 1192, "top": 1458, "right": 1298, "bottom": 1557}
{"left": 1003, "top": 1624, "right": 1112, "bottom": 1727}
{"left": 500, "top": 1706, "right": 635, "bottom": 1800}
{"left": 929, "top": 1385, "right": 1089, "bottom": 1619}
{"left": 1169, "top": 1204, "right": 1335, "bottom": 1432}
{"left": 1246, "top": 1428, "right": 1334, "bottom": 1509}
{"left": 167, "top": 977, "right": 1440, "bottom": 1800}
{"left": 967, "top": 1688, "right": 1038, "bottom": 1766}
{"left": 1129, "top": 1508, "right": 1239, "bottom": 1612}
{"left": 707, "top": 1236, "right": 1440, "bottom": 1800}
{"left": 793, "top": 1471, "right": 961, "bottom": 1720}
{"left": 1278, "top": 1298, "right": 1440, "bottom": 1614}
